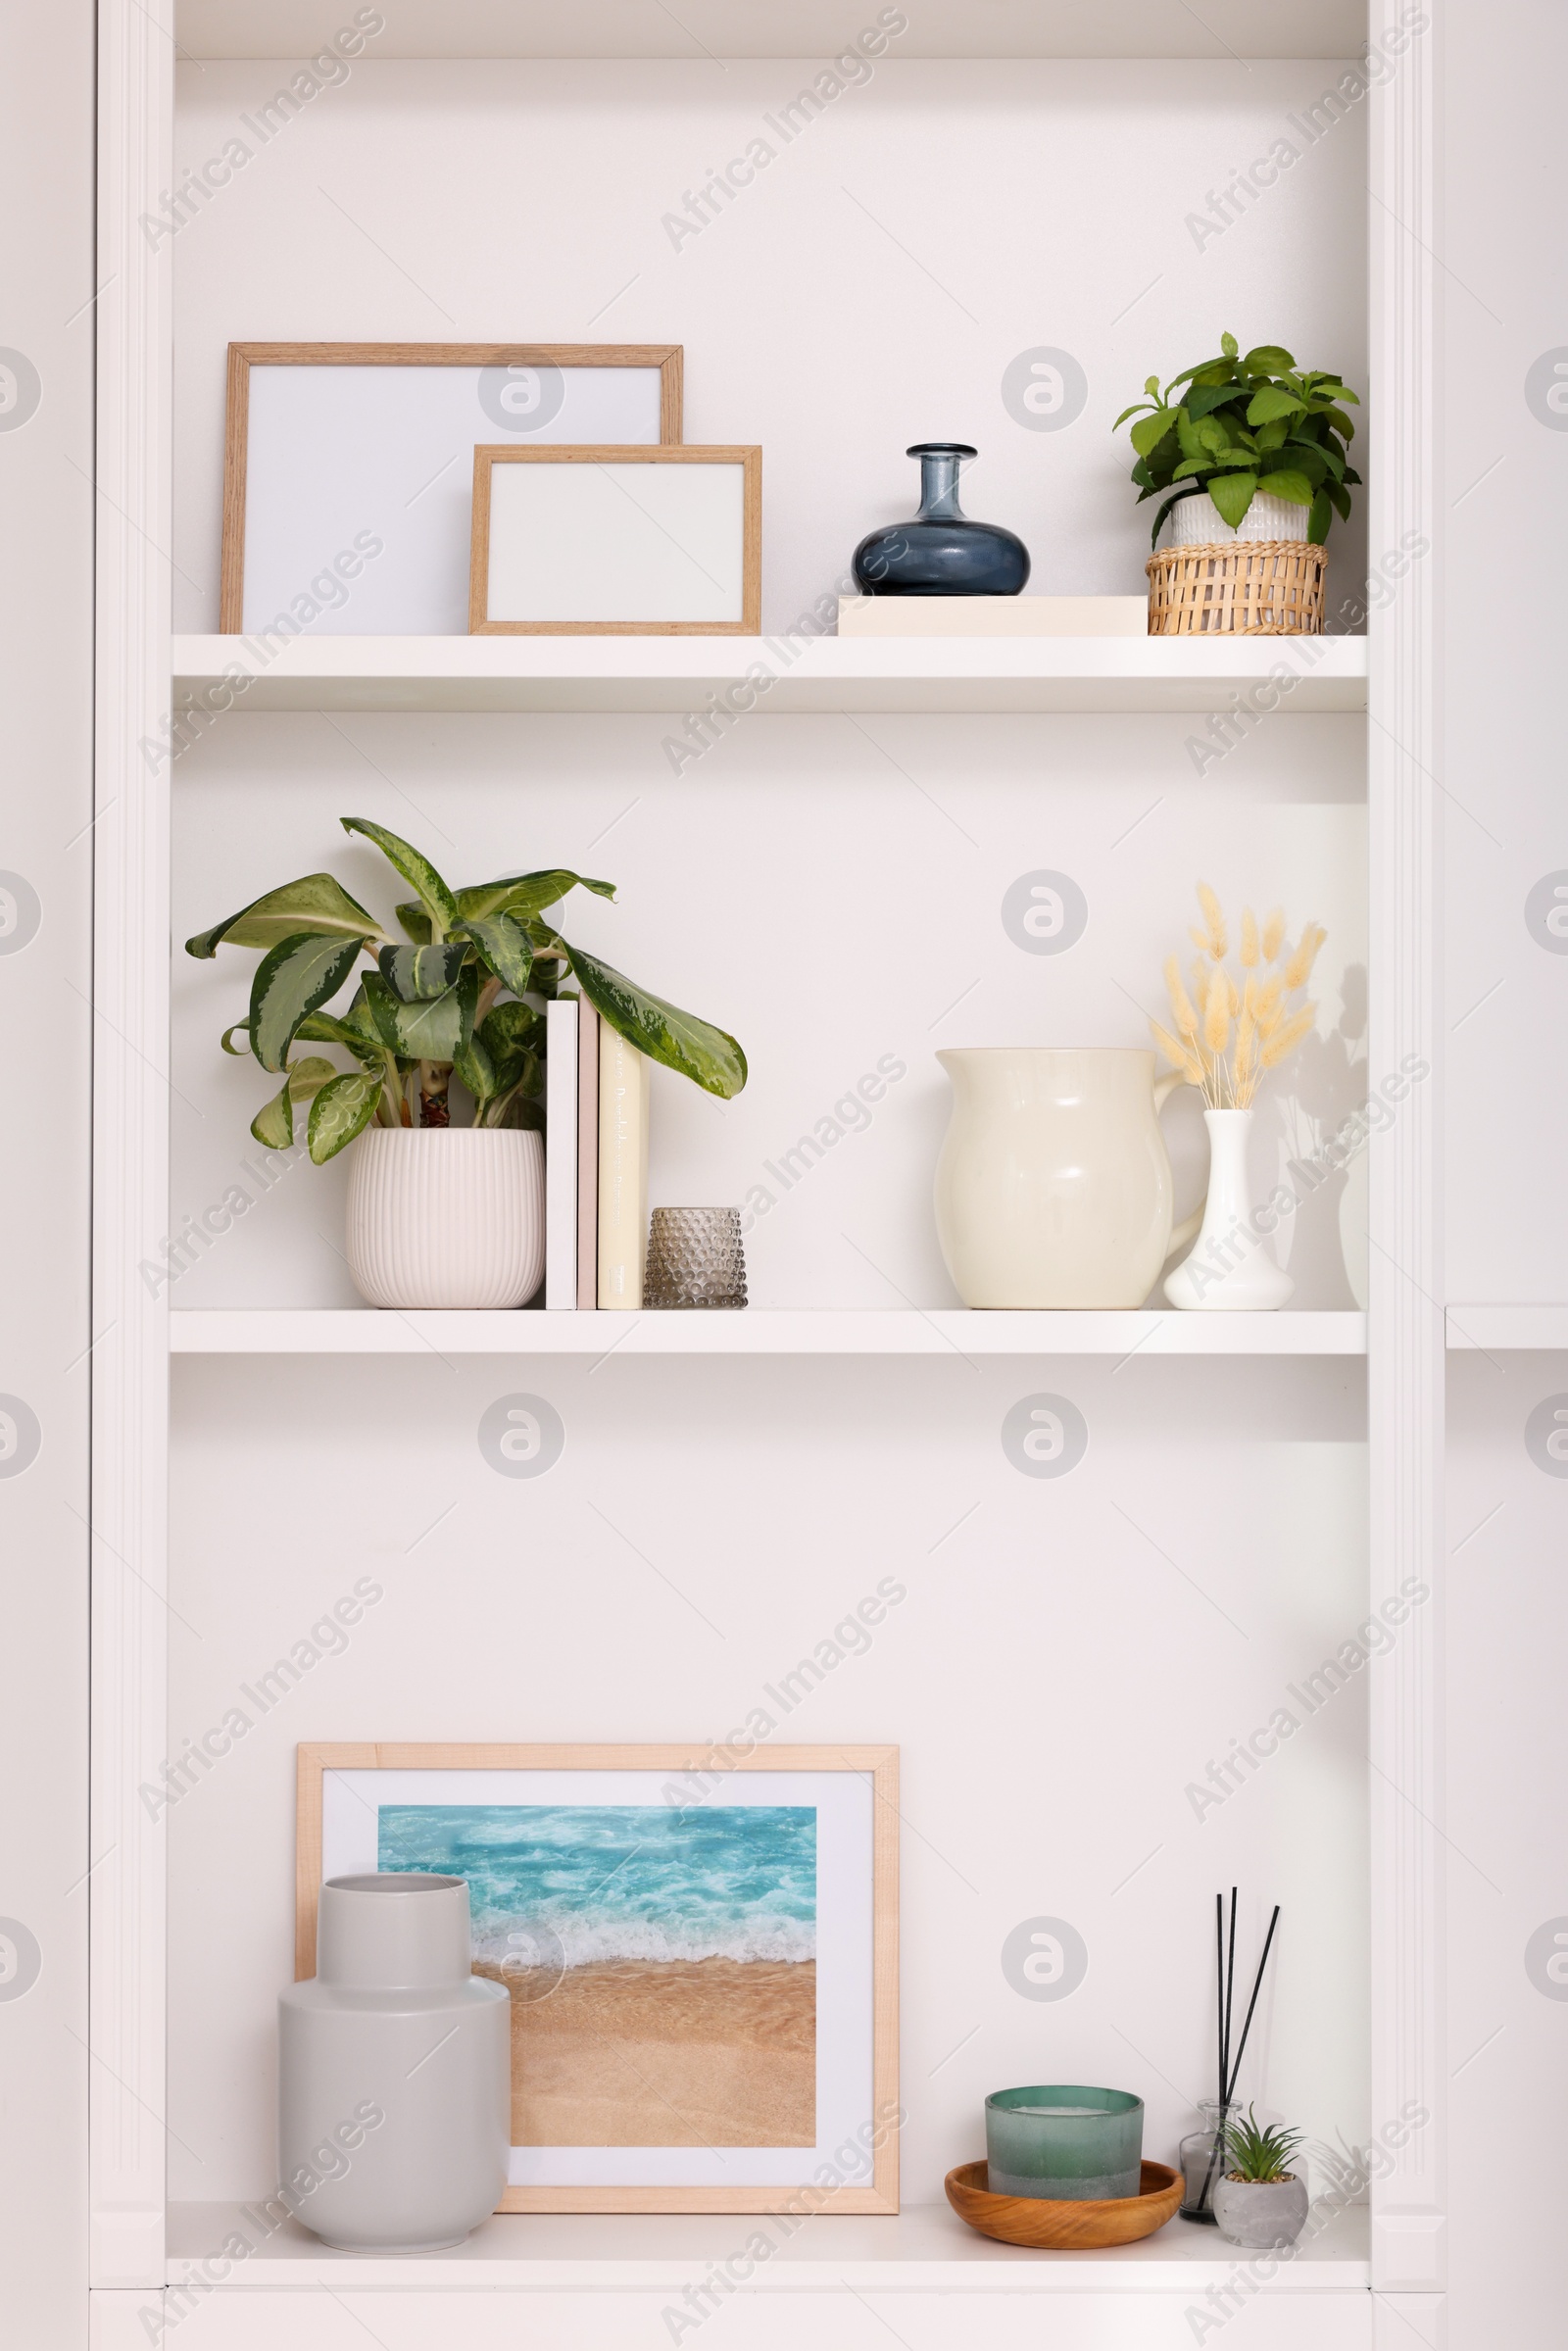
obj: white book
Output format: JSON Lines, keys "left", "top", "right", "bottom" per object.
{"left": 544, "top": 998, "right": 579, "bottom": 1308}
{"left": 598, "top": 1027, "right": 650, "bottom": 1309}
{"left": 575, "top": 1001, "right": 601, "bottom": 1309}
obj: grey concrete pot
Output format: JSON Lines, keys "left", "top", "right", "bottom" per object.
{"left": 278, "top": 1873, "right": 510, "bottom": 2253}
{"left": 1212, "top": 2171, "right": 1310, "bottom": 2249}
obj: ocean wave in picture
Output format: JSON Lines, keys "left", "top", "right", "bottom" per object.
{"left": 376, "top": 1803, "right": 817, "bottom": 1969}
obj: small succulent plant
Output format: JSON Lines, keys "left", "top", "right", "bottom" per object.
{"left": 1224, "top": 2106, "right": 1305, "bottom": 2184}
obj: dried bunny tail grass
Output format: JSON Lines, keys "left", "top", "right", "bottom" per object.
{"left": 1197, "top": 882, "right": 1228, "bottom": 960}
{"left": 1240, "top": 907, "right": 1259, "bottom": 967}
{"left": 1164, "top": 954, "right": 1200, "bottom": 1038}
{"left": 1225, "top": 968, "right": 1241, "bottom": 1016}
{"left": 1152, "top": 1021, "right": 1203, "bottom": 1085}
{"left": 1189, "top": 926, "right": 1211, "bottom": 955}
{"left": 1283, "top": 921, "right": 1327, "bottom": 992}
{"left": 1260, "top": 1004, "right": 1317, "bottom": 1068}
{"left": 1254, "top": 970, "right": 1286, "bottom": 1028}
{"left": 1262, "top": 907, "right": 1287, "bottom": 962}
{"left": 1203, "top": 964, "right": 1231, "bottom": 1053}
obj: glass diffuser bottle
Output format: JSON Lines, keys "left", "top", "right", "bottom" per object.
{"left": 853, "top": 442, "right": 1031, "bottom": 596}
{"left": 1178, "top": 2099, "right": 1238, "bottom": 2223}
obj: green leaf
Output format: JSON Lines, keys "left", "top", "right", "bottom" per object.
{"left": 1170, "top": 457, "right": 1214, "bottom": 481}
{"left": 340, "top": 817, "right": 459, "bottom": 938}
{"left": 248, "top": 1055, "right": 339, "bottom": 1149}
{"left": 1327, "top": 481, "right": 1351, "bottom": 524}
{"left": 1246, "top": 386, "right": 1306, "bottom": 426}
{"left": 1150, "top": 489, "right": 1200, "bottom": 550}
{"left": 1182, "top": 383, "right": 1240, "bottom": 422}
{"left": 361, "top": 969, "right": 466, "bottom": 1062}
{"left": 1240, "top": 344, "right": 1295, "bottom": 373}
{"left": 1220, "top": 331, "right": 1239, "bottom": 359}
{"left": 375, "top": 942, "right": 469, "bottom": 1001}
{"left": 1274, "top": 443, "right": 1327, "bottom": 487}
{"left": 1321, "top": 404, "right": 1357, "bottom": 442}
{"left": 566, "top": 946, "right": 747, "bottom": 1101}
{"left": 450, "top": 911, "right": 535, "bottom": 997}
{"left": 185, "top": 872, "right": 380, "bottom": 959}
{"left": 220, "top": 1022, "right": 250, "bottom": 1055}
{"left": 1195, "top": 416, "right": 1233, "bottom": 457}
{"left": 1254, "top": 417, "right": 1290, "bottom": 453}
{"left": 1205, "top": 471, "right": 1259, "bottom": 529}
{"left": 307, "top": 1071, "right": 383, "bottom": 1165}
{"left": 1129, "top": 411, "right": 1176, "bottom": 459}
{"left": 453, "top": 1026, "right": 496, "bottom": 1105}
{"left": 294, "top": 1005, "right": 389, "bottom": 1072}
{"left": 395, "top": 868, "right": 616, "bottom": 945}
{"left": 1307, "top": 489, "right": 1333, "bottom": 544}
{"left": 1112, "top": 399, "right": 1156, "bottom": 431}
{"left": 1254, "top": 468, "right": 1316, "bottom": 509}
{"left": 249, "top": 933, "right": 365, "bottom": 1074}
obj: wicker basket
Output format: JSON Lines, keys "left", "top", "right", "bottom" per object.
{"left": 1146, "top": 539, "right": 1327, "bottom": 636}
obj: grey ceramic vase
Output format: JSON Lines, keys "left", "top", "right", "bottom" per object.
{"left": 1212, "top": 2171, "right": 1310, "bottom": 2249}
{"left": 278, "top": 1873, "right": 510, "bottom": 2252}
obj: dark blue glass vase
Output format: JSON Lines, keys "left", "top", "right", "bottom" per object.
{"left": 853, "top": 443, "right": 1030, "bottom": 596}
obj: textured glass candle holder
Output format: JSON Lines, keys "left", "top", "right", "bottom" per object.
{"left": 643, "top": 1207, "right": 748, "bottom": 1310}
{"left": 984, "top": 2085, "right": 1145, "bottom": 2201}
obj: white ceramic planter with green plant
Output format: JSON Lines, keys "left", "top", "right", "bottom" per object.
{"left": 1211, "top": 2110, "right": 1310, "bottom": 2250}
{"left": 186, "top": 817, "right": 747, "bottom": 1310}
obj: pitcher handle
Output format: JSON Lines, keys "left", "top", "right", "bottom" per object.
{"left": 1153, "top": 1070, "right": 1206, "bottom": 1265}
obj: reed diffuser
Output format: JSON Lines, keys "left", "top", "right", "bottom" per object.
{"left": 1178, "top": 1889, "right": 1282, "bottom": 2223}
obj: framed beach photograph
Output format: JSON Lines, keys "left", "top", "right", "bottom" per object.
{"left": 468, "top": 445, "right": 762, "bottom": 635}
{"left": 220, "top": 342, "right": 683, "bottom": 635}
{"left": 297, "top": 1742, "right": 898, "bottom": 2214}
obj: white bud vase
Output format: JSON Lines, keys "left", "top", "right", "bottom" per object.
{"left": 1163, "top": 1107, "right": 1294, "bottom": 1310}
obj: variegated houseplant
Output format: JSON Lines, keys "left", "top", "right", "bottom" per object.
{"left": 186, "top": 816, "right": 748, "bottom": 1163}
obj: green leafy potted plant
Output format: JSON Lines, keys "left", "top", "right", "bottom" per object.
{"left": 186, "top": 817, "right": 747, "bottom": 1309}
{"left": 1211, "top": 2108, "right": 1309, "bottom": 2249}
{"left": 1115, "top": 334, "right": 1361, "bottom": 634}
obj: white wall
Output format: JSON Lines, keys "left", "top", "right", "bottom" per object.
{"left": 0, "top": 5, "right": 95, "bottom": 2343}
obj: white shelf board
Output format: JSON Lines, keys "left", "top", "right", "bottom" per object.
{"left": 1446, "top": 1305, "right": 1568, "bottom": 1350}
{"left": 174, "top": 2, "right": 1370, "bottom": 64}
{"left": 167, "top": 2198, "right": 1370, "bottom": 2292}
{"left": 170, "top": 1309, "right": 1367, "bottom": 1357}
{"left": 172, "top": 633, "right": 1368, "bottom": 718}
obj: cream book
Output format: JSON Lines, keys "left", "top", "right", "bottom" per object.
{"left": 575, "top": 1000, "right": 601, "bottom": 1309}
{"left": 837, "top": 595, "right": 1148, "bottom": 637}
{"left": 597, "top": 1027, "right": 649, "bottom": 1309}
{"left": 544, "top": 999, "right": 579, "bottom": 1308}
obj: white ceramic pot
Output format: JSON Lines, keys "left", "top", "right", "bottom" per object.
{"left": 1163, "top": 1107, "right": 1294, "bottom": 1310}
{"left": 1212, "top": 2171, "right": 1309, "bottom": 2249}
{"left": 346, "top": 1128, "right": 545, "bottom": 1309}
{"left": 1162, "top": 490, "right": 1310, "bottom": 549}
{"left": 278, "top": 1874, "right": 510, "bottom": 2253}
{"left": 934, "top": 1049, "right": 1203, "bottom": 1309}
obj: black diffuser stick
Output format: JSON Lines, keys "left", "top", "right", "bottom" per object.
{"left": 1222, "top": 1886, "right": 1238, "bottom": 2100}
{"left": 1214, "top": 1893, "right": 1226, "bottom": 2108}
{"left": 1223, "top": 1903, "right": 1282, "bottom": 2105}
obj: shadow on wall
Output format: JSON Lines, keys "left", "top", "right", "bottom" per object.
{"left": 1267, "top": 962, "right": 1369, "bottom": 1309}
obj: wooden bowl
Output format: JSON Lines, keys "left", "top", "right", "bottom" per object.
{"left": 944, "top": 2159, "right": 1183, "bottom": 2250}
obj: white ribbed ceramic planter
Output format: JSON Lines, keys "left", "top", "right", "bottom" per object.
{"left": 346, "top": 1128, "right": 545, "bottom": 1309}
{"left": 1161, "top": 491, "right": 1310, "bottom": 548}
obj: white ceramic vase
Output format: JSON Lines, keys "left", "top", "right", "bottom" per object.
{"left": 278, "top": 1873, "right": 510, "bottom": 2253}
{"left": 1163, "top": 1107, "right": 1294, "bottom": 1310}
{"left": 934, "top": 1048, "right": 1204, "bottom": 1309}
{"left": 1212, "top": 2171, "right": 1310, "bottom": 2249}
{"left": 345, "top": 1128, "right": 544, "bottom": 1309}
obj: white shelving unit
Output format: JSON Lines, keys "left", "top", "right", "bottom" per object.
{"left": 78, "top": 5, "right": 1468, "bottom": 2349}
{"left": 171, "top": 1308, "right": 1368, "bottom": 1355}
{"left": 171, "top": 632, "right": 1369, "bottom": 715}
{"left": 1445, "top": 1306, "right": 1568, "bottom": 1351}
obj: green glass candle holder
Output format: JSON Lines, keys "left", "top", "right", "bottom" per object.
{"left": 984, "top": 2084, "right": 1145, "bottom": 2201}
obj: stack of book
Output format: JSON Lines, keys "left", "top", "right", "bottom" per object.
{"left": 543, "top": 1000, "right": 650, "bottom": 1310}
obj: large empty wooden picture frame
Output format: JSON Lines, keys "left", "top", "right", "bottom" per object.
{"left": 220, "top": 343, "right": 683, "bottom": 635}
{"left": 469, "top": 445, "right": 762, "bottom": 635}
{"left": 298, "top": 1741, "right": 899, "bottom": 2215}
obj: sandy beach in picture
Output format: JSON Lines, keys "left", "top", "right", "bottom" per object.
{"left": 377, "top": 1799, "right": 818, "bottom": 2151}
{"left": 475, "top": 1954, "right": 815, "bottom": 2146}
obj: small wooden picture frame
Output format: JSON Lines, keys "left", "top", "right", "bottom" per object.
{"left": 297, "top": 1740, "right": 898, "bottom": 2215}
{"left": 219, "top": 342, "right": 684, "bottom": 635}
{"left": 468, "top": 445, "right": 762, "bottom": 636}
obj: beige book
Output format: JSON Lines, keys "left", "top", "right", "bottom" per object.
{"left": 597, "top": 1028, "right": 650, "bottom": 1308}
{"left": 837, "top": 595, "right": 1148, "bottom": 637}
{"left": 575, "top": 1001, "right": 600, "bottom": 1309}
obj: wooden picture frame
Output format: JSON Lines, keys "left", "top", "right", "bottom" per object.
{"left": 468, "top": 444, "right": 763, "bottom": 636}
{"left": 219, "top": 342, "right": 683, "bottom": 634}
{"left": 297, "top": 1741, "right": 899, "bottom": 2215}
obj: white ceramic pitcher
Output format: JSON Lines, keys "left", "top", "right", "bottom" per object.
{"left": 934, "top": 1048, "right": 1204, "bottom": 1308}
